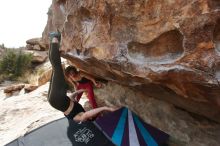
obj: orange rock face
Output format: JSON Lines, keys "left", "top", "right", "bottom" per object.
{"left": 43, "top": 0, "right": 220, "bottom": 122}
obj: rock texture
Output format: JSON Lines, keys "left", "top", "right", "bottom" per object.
{"left": 95, "top": 81, "right": 220, "bottom": 146}
{"left": 26, "top": 38, "right": 47, "bottom": 51}
{"left": 37, "top": 58, "right": 67, "bottom": 86}
{"left": 23, "top": 50, "right": 48, "bottom": 63}
{"left": 24, "top": 84, "right": 38, "bottom": 93}
{"left": 42, "top": 0, "right": 220, "bottom": 123}
{"left": 4, "top": 84, "right": 25, "bottom": 94}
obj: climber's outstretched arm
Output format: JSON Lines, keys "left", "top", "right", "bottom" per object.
{"left": 73, "top": 106, "right": 116, "bottom": 122}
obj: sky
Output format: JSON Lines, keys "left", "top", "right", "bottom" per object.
{"left": 0, "top": 0, "right": 52, "bottom": 48}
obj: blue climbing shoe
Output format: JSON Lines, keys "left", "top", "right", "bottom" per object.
{"left": 49, "top": 31, "right": 61, "bottom": 43}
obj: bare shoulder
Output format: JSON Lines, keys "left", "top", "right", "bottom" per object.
{"left": 73, "top": 112, "right": 84, "bottom": 122}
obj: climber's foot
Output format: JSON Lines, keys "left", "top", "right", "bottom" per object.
{"left": 49, "top": 32, "right": 61, "bottom": 43}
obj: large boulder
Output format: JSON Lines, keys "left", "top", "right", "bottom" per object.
{"left": 24, "top": 50, "right": 48, "bottom": 63}
{"left": 42, "top": 0, "right": 220, "bottom": 123}
{"left": 26, "top": 38, "right": 47, "bottom": 51}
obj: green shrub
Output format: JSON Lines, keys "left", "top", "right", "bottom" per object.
{"left": 0, "top": 48, "right": 33, "bottom": 81}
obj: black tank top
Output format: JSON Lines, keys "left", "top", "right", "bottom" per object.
{"left": 77, "top": 77, "right": 90, "bottom": 83}
{"left": 65, "top": 102, "right": 85, "bottom": 120}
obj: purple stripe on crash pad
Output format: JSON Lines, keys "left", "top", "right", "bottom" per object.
{"left": 95, "top": 107, "right": 126, "bottom": 137}
{"left": 132, "top": 113, "right": 169, "bottom": 145}
{"left": 121, "top": 115, "right": 129, "bottom": 146}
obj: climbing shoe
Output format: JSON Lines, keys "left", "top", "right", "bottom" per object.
{"left": 49, "top": 31, "right": 61, "bottom": 43}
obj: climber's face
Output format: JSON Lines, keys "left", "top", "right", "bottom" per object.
{"left": 68, "top": 71, "right": 80, "bottom": 81}
{"left": 70, "top": 68, "right": 80, "bottom": 77}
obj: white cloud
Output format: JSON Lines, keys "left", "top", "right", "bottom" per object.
{"left": 0, "top": 0, "right": 52, "bottom": 48}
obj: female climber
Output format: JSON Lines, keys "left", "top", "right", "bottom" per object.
{"left": 65, "top": 65, "right": 101, "bottom": 109}
{"left": 47, "top": 32, "right": 115, "bottom": 122}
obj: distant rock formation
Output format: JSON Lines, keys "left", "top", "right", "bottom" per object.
{"left": 26, "top": 38, "right": 47, "bottom": 51}
{"left": 3, "top": 83, "right": 39, "bottom": 96}
{"left": 25, "top": 38, "right": 48, "bottom": 63}
{"left": 1, "top": 38, "right": 49, "bottom": 96}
